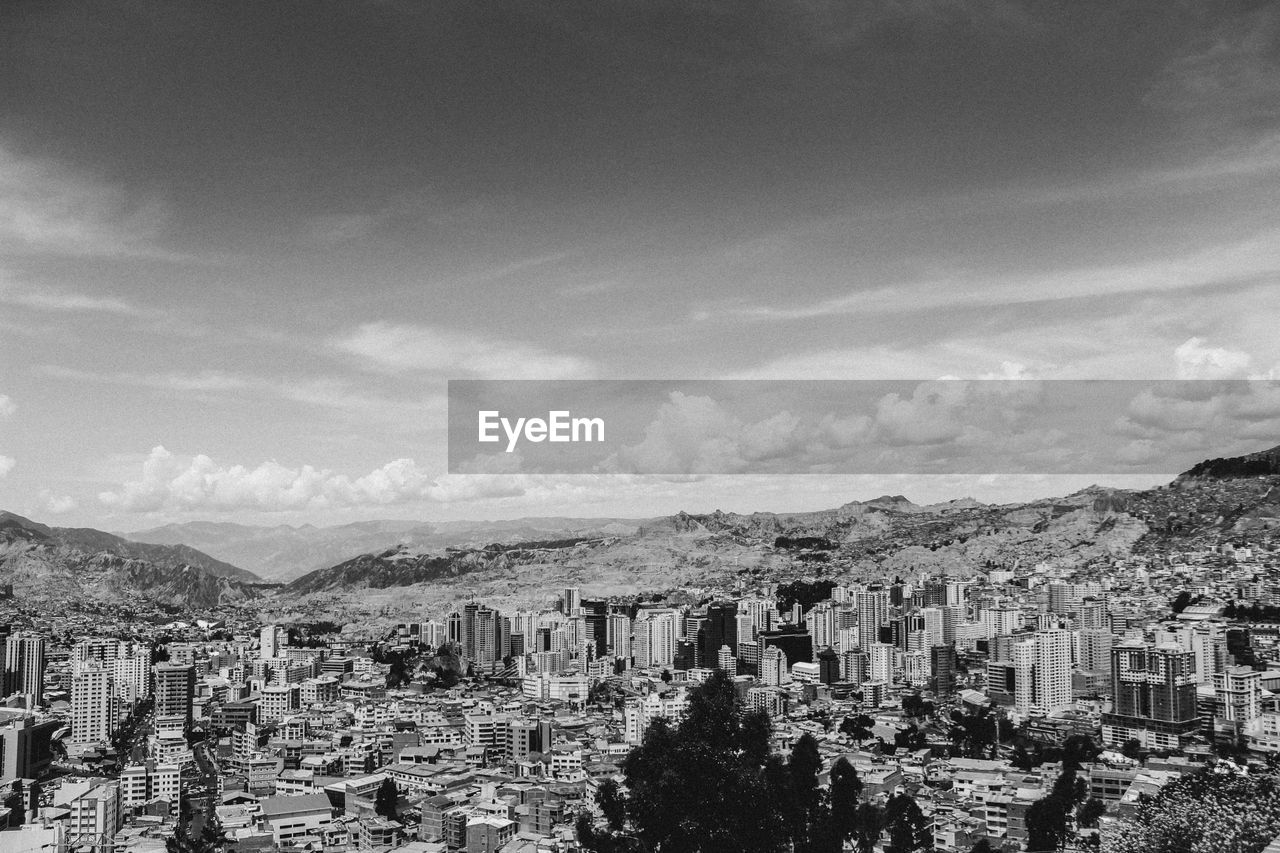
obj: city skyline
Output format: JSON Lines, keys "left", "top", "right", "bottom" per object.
{"left": 3, "top": 3, "right": 1280, "bottom": 526}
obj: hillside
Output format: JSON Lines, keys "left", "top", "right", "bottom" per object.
{"left": 0, "top": 512, "right": 261, "bottom": 609}
{"left": 1180, "top": 444, "right": 1280, "bottom": 479}
{"left": 272, "top": 490, "right": 1150, "bottom": 619}
{"left": 267, "top": 447, "right": 1280, "bottom": 622}
{"left": 52, "top": 526, "right": 260, "bottom": 583}
{"left": 124, "top": 516, "right": 644, "bottom": 581}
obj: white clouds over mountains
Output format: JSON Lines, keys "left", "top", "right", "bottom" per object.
{"left": 97, "top": 446, "right": 525, "bottom": 514}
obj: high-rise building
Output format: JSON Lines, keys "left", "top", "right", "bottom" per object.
{"left": 0, "top": 717, "right": 60, "bottom": 781}
{"left": 1047, "top": 582, "right": 1103, "bottom": 618}
{"left": 562, "top": 587, "right": 581, "bottom": 617}
{"left": 868, "top": 642, "right": 898, "bottom": 685}
{"left": 1033, "top": 629, "right": 1074, "bottom": 715}
{"left": 841, "top": 650, "right": 869, "bottom": 684}
{"left": 1101, "top": 641, "right": 1200, "bottom": 751}
{"left": 72, "top": 664, "right": 118, "bottom": 744}
{"left": 816, "top": 647, "right": 840, "bottom": 684}
{"left": 66, "top": 781, "right": 123, "bottom": 851}
{"left": 717, "top": 645, "right": 737, "bottom": 677}
{"left": 1012, "top": 637, "right": 1037, "bottom": 715}
{"left": 153, "top": 663, "right": 195, "bottom": 727}
{"left": 634, "top": 610, "right": 677, "bottom": 667}
{"left": 759, "top": 627, "right": 814, "bottom": 668}
{"left": 1079, "top": 630, "right": 1115, "bottom": 677}
{"left": 259, "top": 625, "right": 285, "bottom": 660}
{"left": 1215, "top": 666, "right": 1261, "bottom": 726}
{"left": 760, "top": 646, "right": 788, "bottom": 686}
{"left": 4, "top": 634, "right": 45, "bottom": 705}
{"left": 856, "top": 590, "right": 890, "bottom": 651}
{"left": 607, "top": 613, "right": 632, "bottom": 663}
{"left": 698, "top": 603, "right": 737, "bottom": 669}
{"left": 931, "top": 645, "right": 956, "bottom": 695}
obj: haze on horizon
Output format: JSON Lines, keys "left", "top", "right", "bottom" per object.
{"left": 1, "top": 1, "right": 1279, "bottom": 528}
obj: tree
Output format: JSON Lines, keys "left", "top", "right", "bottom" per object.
{"left": 894, "top": 724, "right": 927, "bottom": 751}
{"left": 1011, "top": 743, "right": 1037, "bottom": 771}
{"left": 374, "top": 777, "right": 398, "bottom": 819}
{"left": 578, "top": 670, "right": 831, "bottom": 853}
{"left": 1119, "top": 738, "right": 1142, "bottom": 760}
{"left": 969, "top": 839, "right": 994, "bottom": 853}
{"left": 1170, "top": 591, "right": 1193, "bottom": 614}
{"left": 1076, "top": 797, "right": 1106, "bottom": 829}
{"left": 1105, "top": 762, "right": 1280, "bottom": 853}
{"left": 829, "top": 757, "right": 863, "bottom": 840}
{"left": 596, "top": 779, "right": 626, "bottom": 833}
{"left": 852, "top": 803, "right": 883, "bottom": 853}
{"left": 841, "top": 714, "right": 876, "bottom": 744}
{"left": 428, "top": 642, "right": 464, "bottom": 688}
{"left": 882, "top": 792, "right": 929, "bottom": 853}
{"left": 1025, "top": 793, "right": 1070, "bottom": 851}
{"left": 901, "top": 693, "right": 933, "bottom": 719}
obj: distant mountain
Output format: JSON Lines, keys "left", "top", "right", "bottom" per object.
{"left": 0, "top": 511, "right": 261, "bottom": 608}
{"left": 277, "top": 489, "right": 1150, "bottom": 611}
{"left": 124, "top": 517, "right": 645, "bottom": 582}
{"left": 1180, "top": 444, "right": 1280, "bottom": 479}
{"left": 51, "top": 526, "right": 259, "bottom": 583}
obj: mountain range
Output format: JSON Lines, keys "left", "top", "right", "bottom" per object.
{"left": 121, "top": 517, "right": 644, "bottom": 582}
{"left": 2, "top": 443, "right": 1279, "bottom": 615}
{"left": 0, "top": 512, "right": 261, "bottom": 609}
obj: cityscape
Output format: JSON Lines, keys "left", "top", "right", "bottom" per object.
{"left": 3, "top": 2, "right": 1280, "bottom": 852}
{"left": 1, "top": 446, "right": 1280, "bottom": 851}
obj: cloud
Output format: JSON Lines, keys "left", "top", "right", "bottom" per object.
{"left": 98, "top": 446, "right": 527, "bottom": 513}
{"left": 605, "top": 383, "right": 1058, "bottom": 475}
{"left": 1174, "top": 337, "right": 1253, "bottom": 380}
{"left": 0, "top": 144, "right": 172, "bottom": 258}
{"left": 1147, "top": 5, "right": 1280, "bottom": 129}
{"left": 40, "top": 492, "right": 77, "bottom": 514}
{"left": 701, "top": 230, "right": 1280, "bottom": 325}
{"left": 0, "top": 285, "right": 151, "bottom": 317}
{"left": 1110, "top": 381, "right": 1280, "bottom": 467}
{"left": 39, "top": 365, "right": 250, "bottom": 392}
{"left": 0, "top": 394, "right": 14, "bottom": 479}
{"left": 334, "top": 322, "right": 594, "bottom": 380}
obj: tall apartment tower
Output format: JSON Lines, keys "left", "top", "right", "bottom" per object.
{"left": 1034, "top": 629, "right": 1074, "bottom": 715}
{"left": 71, "top": 664, "right": 118, "bottom": 744}
{"left": 856, "top": 590, "right": 889, "bottom": 650}
{"left": 4, "top": 634, "right": 45, "bottom": 706}
{"left": 259, "top": 625, "right": 285, "bottom": 659}
{"left": 1101, "top": 641, "right": 1200, "bottom": 750}
{"left": 562, "top": 587, "right": 582, "bottom": 617}
{"left": 699, "top": 603, "right": 738, "bottom": 668}
{"left": 153, "top": 663, "right": 195, "bottom": 727}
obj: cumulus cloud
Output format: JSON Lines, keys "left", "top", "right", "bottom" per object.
{"left": 0, "top": 456, "right": 13, "bottom": 478}
{"left": 41, "top": 492, "right": 77, "bottom": 514}
{"left": 98, "top": 446, "right": 527, "bottom": 513}
{"left": 1174, "top": 337, "right": 1253, "bottom": 379}
{"left": 1110, "top": 380, "right": 1280, "bottom": 466}
{"left": 606, "top": 382, "right": 1058, "bottom": 475}
{"left": 334, "top": 322, "right": 593, "bottom": 380}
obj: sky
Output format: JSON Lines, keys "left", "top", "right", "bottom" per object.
{"left": 1, "top": 0, "right": 1280, "bottom": 529}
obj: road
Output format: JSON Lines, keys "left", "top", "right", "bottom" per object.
{"left": 185, "top": 739, "right": 221, "bottom": 842}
